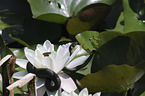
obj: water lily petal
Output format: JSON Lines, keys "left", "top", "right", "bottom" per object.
{"left": 61, "top": 91, "right": 69, "bottom": 96}
{"left": 24, "top": 48, "right": 35, "bottom": 63}
{"left": 25, "top": 48, "right": 40, "bottom": 68}
{"left": 79, "top": 88, "right": 88, "bottom": 96}
{"left": 42, "top": 57, "right": 54, "bottom": 69}
{"left": 62, "top": 91, "right": 78, "bottom": 96}
{"left": 13, "top": 71, "right": 28, "bottom": 79}
{"left": 43, "top": 40, "right": 54, "bottom": 52}
{"left": 37, "top": 86, "right": 46, "bottom": 96}
{"left": 70, "top": 92, "right": 78, "bottom": 96}
{"left": 77, "top": 46, "right": 88, "bottom": 56}
{"left": 66, "top": 55, "right": 89, "bottom": 69}
{"left": 53, "top": 45, "right": 70, "bottom": 73}
{"left": 56, "top": 44, "right": 69, "bottom": 59}
{"left": 50, "top": 47, "right": 69, "bottom": 73}
{"left": 46, "top": 88, "right": 61, "bottom": 96}
{"left": 36, "top": 44, "right": 47, "bottom": 54}
{"left": 35, "top": 50, "right": 45, "bottom": 68}
{"left": 68, "top": 45, "right": 81, "bottom": 63}
{"left": 54, "top": 54, "right": 69, "bottom": 73}
{"left": 59, "top": 73, "right": 77, "bottom": 93}
{"left": 50, "top": 51, "right": 57, "bottom": 61}
{"left": 16, "top": 59, "right": 28, "bottom": 69}
{"left": 93, "top": 92, "right": 101, "bottom": 96}
{"left": 36, "top": 78, "right": 45, "bottom": 89}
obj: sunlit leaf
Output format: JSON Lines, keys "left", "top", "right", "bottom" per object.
{"left": 76, "top": 31, "right": 100, "bottom": 53}
{"left": 112, "top": 12, "right": 124, "bottom": 33}
{"left": 141, "top": 91, "right": 145, "bottom": 96}
{"left": 76, "top": 31, "right": 122, "bottom": 53}
{"left": 27, "top": 0, "right": 115, "bottom": 24}
{"left": 123, "top": 0, "right": 145, "bottom": 33}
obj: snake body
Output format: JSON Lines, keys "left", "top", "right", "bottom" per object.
{"left": 26, "top": 62, "right": 61, "bottom": 92}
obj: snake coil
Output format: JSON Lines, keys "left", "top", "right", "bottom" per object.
{"left": 26, "top": 62, "right": 61, "bottom": 92}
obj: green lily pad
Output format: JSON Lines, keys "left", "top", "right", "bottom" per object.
{"left": 112, "top": 12, "right": 124, "bottom": 33}
{"left": 75, "top": 31, "right": 122, "bottom": 53}
{"left": 75, "top": 31, "right": 99, "bottom": 53}
{"left": 123, "top": 0, "right": 145, "bottom": 33}
{"left": 141, "top": 91, "right": 145, "bottom": 96}
{"left": 79, "top": 64, "right": 145, "bottom": 93}
{"left": 67, "top": 4, "right": 111, "bottom": 35}
{"left": 92, "top": 35, "right": 130, "bottom": 72}
{"left": 27, "top": 0, "right": 116, "bottom": 24}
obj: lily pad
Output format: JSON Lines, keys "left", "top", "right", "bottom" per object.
{"left": 67, "top": 4, "right": 111, "bottom": 35}
{"left": 79, "top": 64, "right": 145, "bottom": 93}
{"left": 75, "top": 31, "right": 122, "bottom": 53}
{"left": 66, "top": 17, "right": 96, "bottom": 35}
{"left": 27, "top": 0, "right": 116, "bottom": 24}
{"left": 75, "top": 31, "right": 100, "bottom": 53}
{"left": 92, "top": 35, "right": 130, "bottom": 72}
{"left": 123, "top": 0, "right": 145, "bottom": 33}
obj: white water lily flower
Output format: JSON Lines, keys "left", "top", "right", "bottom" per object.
{"left": 14, "top": 40, "right": 90, "bottom": 96}
{"left": 0, "top": 30, "right": 2, "bottom": 35}
{"left": 62, "top": 88, "right": 101, "bottom": 96}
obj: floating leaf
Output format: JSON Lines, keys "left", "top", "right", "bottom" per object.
{"left": 76, "top": 31, "right": 100, "bottom": 53}
{"left": 76, "top": 31, "right": 122, "bottom": 53}
{"left": 67, "top": 4, "right": 111, "bottom": 35}
{"left": 123, "top": 0, "right": 145, "bottom": 33}
{"left": 112, "top": 12, "right": 124, "bottom": 33}
{"left": 79, "top": 64, "right": 145, "bottom": 93}
{"left": 27, "top": 0, "right": 115, "bottom": 24}
{"left": 67, "top": 18, "right": 96, "bottom": 35}
{"left": 141, "top": 91, "right": 145, "bottom": 96}
{"left": 92, "top": 36, "right": 130, "bottom": 72}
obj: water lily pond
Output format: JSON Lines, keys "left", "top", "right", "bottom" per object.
{"left": 0, "top": 0, "right": 145, "bottom": 96}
